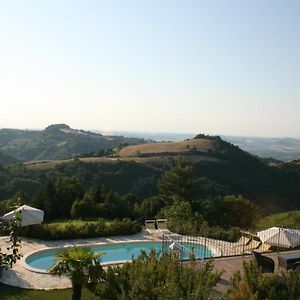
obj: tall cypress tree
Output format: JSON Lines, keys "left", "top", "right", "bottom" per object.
{"left": 157, "top": 157, "right": 194, "bottom": 202}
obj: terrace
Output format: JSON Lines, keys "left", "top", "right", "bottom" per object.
{"left": 209, "top": 250, "right": 300, "bottom": 293}
{"left": 1, "top": 226, "right": 300, "bottom": 293}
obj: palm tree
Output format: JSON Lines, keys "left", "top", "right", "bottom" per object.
{"left": 50, "top": 247, "right": 104, "bottom": 300}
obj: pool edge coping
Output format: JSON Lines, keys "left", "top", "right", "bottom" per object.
{"left": 22, "top": 239, "right": 164, "bottom": 273}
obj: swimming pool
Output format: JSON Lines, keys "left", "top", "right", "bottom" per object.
{"left": 24, "top": 241, "right": 213, "bottom": 273}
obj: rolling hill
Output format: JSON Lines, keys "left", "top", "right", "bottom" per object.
{"left": 108, "top": 131, "right": 300, "bottom": 161}
{"left": 17, "top": 134, "right": 300, "bottom": 213}
{"left": 23, "top": 134, "right": 223, "bottom": 170}
{"left": 1, "top": 129, "right": 300, "bottom": 213}
{"left": 0, "top": 124, "right": 146, "bottom": 161}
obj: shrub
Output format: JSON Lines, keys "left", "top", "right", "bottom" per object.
{"left": 224, "top": 260, "right": 300, "bottom": 300}
{"left": 93, "top": 251, "right": 222, "bottom": 300}
{"left": 0, "top": 216, "right": 22, "bottom": 274}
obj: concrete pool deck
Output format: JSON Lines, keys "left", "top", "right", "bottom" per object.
{"left": 0, "top": 232, "right": 154, "bottom": 290}
{"left": 0, "top": 232, "right": 241, "bottom": 290}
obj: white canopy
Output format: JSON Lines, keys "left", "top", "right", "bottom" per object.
{"left": 1, "top": 205, "right": 44, "bottom": 226}
{"left": 257, "top": 227, "right": 300, "bottom": 248}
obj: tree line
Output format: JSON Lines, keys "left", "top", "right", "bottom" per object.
{"left": 1, "top": 158, "right": 259, "bottom": 241}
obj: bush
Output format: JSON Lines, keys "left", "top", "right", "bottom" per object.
{"left": 204, "top": 226, "right": 241, "bottom": 242}
{"left": 20, "top": 219, "right": 142, "bottom": 240}
{"left": 0, "top": 216, "right": 22, "bottom": 273}
{"left": 94, "top": 251, "right": 222, "bottom": 300}
{"left": 224, "top": 260, "right": 300, "bottom": 300}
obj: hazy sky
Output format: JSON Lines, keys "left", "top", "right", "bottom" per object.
{"left": 0, "top": 1, "right": 299, "bottom": 137}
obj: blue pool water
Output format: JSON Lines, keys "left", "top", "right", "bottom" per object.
{"left": 25, "top": 241, "right": 212, "bottom": 271}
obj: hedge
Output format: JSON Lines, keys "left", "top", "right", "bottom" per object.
{"left": 20, "top": 218, "right": 142, "bottom": 240}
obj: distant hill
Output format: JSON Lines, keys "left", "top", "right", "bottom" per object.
{"left": 222, "top": 136, "right": 300, "bottom": 161}
{"left": 0, "top": 124, "right": 146, "bottom": 161}
{"left": 106, "top": 130, "right": 195, "bottom": 142}
{"left": 3, "top": 125, "right": 299, "bottom": 162}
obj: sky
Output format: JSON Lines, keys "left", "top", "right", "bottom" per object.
{"left": 0, "top": 0, "right": 299, "bottom": 137}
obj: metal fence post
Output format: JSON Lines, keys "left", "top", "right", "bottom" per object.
{"left": 242, "top": 232, "right": 245, "bottom": 257}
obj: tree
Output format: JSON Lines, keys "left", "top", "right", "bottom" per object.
{"left": 200, "top": 195, "right": 258, "bottom": 229}
{"left": 55, "top": 177, "right": 83, "bottom": 218}
{"left": 136, "top": 196, "right": 165, "bottom": 219}
{"left": 50, "top": 247, "right": 104, "bottom": 300}
{"left": 70, "top": 194, "right": 95, "bottom": 218}
{"left": 223, "top": 195, "right": 258, "bottom": 228}
{"left": 159, "top": 199, "right": 204, "bottom": 234}
{"left": 0, "top": 214, "right": 22, "bottom": 272}
{"left": 33, "top": 177, "right": 83, "bottom": 220}
{"left": 157, "top": 157, "right": 194, "bottom": 202}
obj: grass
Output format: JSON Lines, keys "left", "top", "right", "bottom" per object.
{"left": 0, "top": 284, "right": 95, "bottom": 300}
{"left": 256, "top": 210, "right": 300, "bottom": 230}
{"left": 24, "top": 157, "right": 114, "bottom": 170}
{"left": 24, "top": 159, "right": 74, "bottom": 170}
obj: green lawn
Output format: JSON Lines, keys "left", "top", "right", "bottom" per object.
{"left": 256, "top": 210, "right": 300, "bottom": 230}
{"left": 0, "top": 284, "right": 95, "bottom": 300}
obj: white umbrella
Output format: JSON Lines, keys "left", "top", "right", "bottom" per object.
{"left": 1, "top": 205, "right": 44, "bottom": 226}
{"left": 257, "top": 226, "right": 300, "bottom": 248}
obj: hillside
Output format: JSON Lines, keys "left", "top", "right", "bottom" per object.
{"left": 107, "top": 131, "right": 300, "bottom": 161}
{"left": 0, "top": 151, "right": 19, "bottom": 165}
{"left": 0, "top": 124, "right": 146, "bottom": 161}
{"left": 23, "top": 135, "right": 223, "bottom": 170}
{"left": 117, "top": 135, "right": 300, "bottom": 212}
{"left": 256, "top": 210, "right": 300, "bottom": 230}
{"left": 1, "top": 134, "right": 300, "bottom": 213}
{"left": 16, "top": 135, "right": 300, "bottom": 212}
{"left": 223, "top": 136, "right": 300, "bottom": 161}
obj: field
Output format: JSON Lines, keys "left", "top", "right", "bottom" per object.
{"left": 119, "top": 139, "right": 215, "bottom": 157}
{"left": 24, "top": 157, "right": 115, "bottom": 170}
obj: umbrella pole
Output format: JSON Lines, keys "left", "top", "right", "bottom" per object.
{"left": 277, "top": 226, "right": 284, "bottom": 271}
{"left": 278, "top": 227, "right": 283, "bottom": 255}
